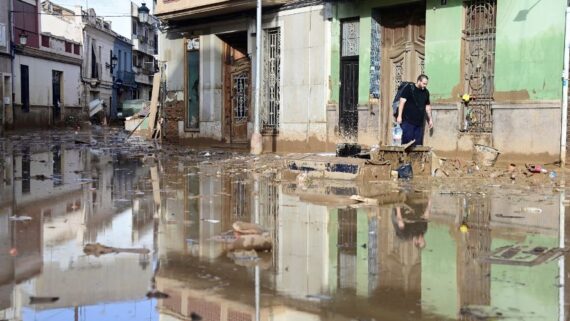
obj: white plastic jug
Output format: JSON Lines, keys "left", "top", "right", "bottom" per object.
{"left": 392, "top": 124, "right": 402, "bottom": 146}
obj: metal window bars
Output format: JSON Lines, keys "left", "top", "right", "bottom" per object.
{"left": 463, "top": 0, "right": 497, "bottom": 132}
{"left": 262, "top": 28, "right": 281, "bottom": 133}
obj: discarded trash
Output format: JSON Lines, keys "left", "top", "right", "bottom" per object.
{"left": 521, "top": 207, "right": 542, "bottom": 214}
{"left": 146, "top": 290, "right": 170, "bottom": 299}
{"left": 473, "top": 144, "right": 500, "bottom": 167}
{"left": 201, "top": 219, "right": 220, "bottom": 224}
{"left": 29, "top": 296, "right": 59, "bottom": 305}
{"left": 306, "top": 294, "right": 333, "bottom": 301}
{"left": 549, "top": 171, "right": 558, "bottom": 179}
{"left": 228, "top": 249, "right": 259, "bottom": 262}
{"left": 459, "top": 223, "right": 469, "bottom": 233}
{"left": 482, "top": 244, "right": 565, "bottom": 266}
{"left": 527, "top": 164, "right": 547, "bottom": 174}
{"left": 349, "top": 195, "right": 379, "bottom": 205}
{"left": 496, "top": 214, "right": 524, "bottom": 219}
{"left": 83, "top": 243, "right": 151, "bottom": 257}
{"left": 232, "top": 221, "right": 267, "bottom": 235}
{"left": 336, "top": 143, "right": 361, "bottom": 157}
{"left": 9, "top": 215, "right": 32, "bottom": 222}
{"left": 217, "top": 231, "right": 273, "bottom": 252}
{"left": 397, "top": 163, "right": 413, "bottom": 179}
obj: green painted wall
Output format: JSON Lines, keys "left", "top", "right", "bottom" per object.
{"left": 495, "top": 0, "right": 566, "bottom": 101}
{"left": 330, "top": 0, "right": 418, "bottom": 106}
{"left": 425, "top": 0, "right": 463, "bottom": 101}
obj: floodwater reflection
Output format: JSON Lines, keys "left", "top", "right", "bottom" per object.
{"left": 0, "top": 131, "right": 568, "bottom": 321}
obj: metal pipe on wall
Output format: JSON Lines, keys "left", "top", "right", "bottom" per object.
{"left": 560, "top": 7, "right": 570, "bottom": 165}
{"left": 250, "top": 0, "right": 263, "bottom": 154}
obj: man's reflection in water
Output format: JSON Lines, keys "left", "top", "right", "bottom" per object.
{"left": 392, "top": 193, "right": 432, "bottom": 249}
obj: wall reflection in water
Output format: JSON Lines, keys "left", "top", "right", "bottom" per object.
{"left": 0, "top": 139, "right": 157, "bottom": 321}
{"left": 155, "top": 161, "right": 567, "bottom": 321}
{"left": 0, "top": 140, "right": 567, "bottom": 321}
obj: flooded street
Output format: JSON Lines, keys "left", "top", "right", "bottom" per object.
{"left": 0, "top": 129, "right": 568, "bottom": 321}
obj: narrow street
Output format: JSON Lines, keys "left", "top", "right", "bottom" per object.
{"left": 1, "top": 129, "right": 568, "bottom": 321}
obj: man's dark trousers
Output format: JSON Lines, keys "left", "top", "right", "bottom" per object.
{"left": 401, "top": 121, "right": 424, "bottom": 146}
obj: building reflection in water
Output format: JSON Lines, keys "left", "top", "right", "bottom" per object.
{"left": 0, "top": 140, "right": 567, "bottom": 321}
{"left": 0, "top": 140, "right": 157, "bottom": 321}
{"left": 155, "top": 160, "right": 567, "bottom": 321}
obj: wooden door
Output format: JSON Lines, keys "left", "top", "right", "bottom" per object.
{"left": 231, "top": 58, "right": 250, "bottom": 143}
{"left": 223, "top": 44, "right": 251, "bottom": 144}
{"left": 339, "top": 58, "right": 359, "bottom": 139}
{"left": 380, "top": 4, "right": 426, "bottom": 144}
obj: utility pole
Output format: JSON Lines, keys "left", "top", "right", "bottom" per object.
{"left": 250, "top": 0, "right": 263, "bottom": 154}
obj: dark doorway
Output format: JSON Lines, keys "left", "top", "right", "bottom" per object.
{"left": 340, "top": 58, "right": 359, "bottom": 139}
{"left": 339, "top": 20, "right": 360, "bottom": 140}
{"left": 52, "top": 70, "right": 63, "bottom": 122}
{"left": 219, "top": 31, "right": 250, "bottom": 144}
{"left": 20, "top": 65, "right": 30, "bottom": 112}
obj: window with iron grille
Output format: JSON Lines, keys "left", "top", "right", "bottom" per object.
{"left": 341, "top": 20, "right": 360, "bottom": 57}
{"left": 263, "top": 28, "right": 281, "bottom": 133}
{"left": 233, "top": 72, "right": 249, "bottom": 122}
{"left": 463, "top": 0, "right": 497, "bottom": 132}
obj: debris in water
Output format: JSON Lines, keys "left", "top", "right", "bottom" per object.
{"left": 349, "top": 195, "right": 379, "bottom": 205}
{"left": 306, "top": 294, "right": 333, "bottom": 301}
{"left": 83, "top": 243, "right": 151, "bottom": 257}
{"left": 146, "top": 290, "right": 169, "bottom": 299}
{"left": 521, "top": 207, "right": 542, "bottom": 214}
{"left": 29, "top": 296, "right": 59, "bottom": 304}
{"left": 232, "top": 221, "right": 267, "bottom": 235}
{"left": 9, "top": 215, "right": 32, "bottom": 222}
{"left": 190, "top": 312, "right": 202, "bottom": 321}
{"left": 201, "top": 219, "right": 220, "bottom": 223}
{"left": 495, "top": 214, "right": 524, "bottom": 219}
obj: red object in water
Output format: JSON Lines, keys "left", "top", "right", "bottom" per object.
{"left": 9, "top": 248, "right": 18, "bottom": 257}
{"left": 528, "top": 164, "right": 546, "bottom": 173}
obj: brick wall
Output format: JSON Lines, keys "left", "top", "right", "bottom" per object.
{"left": 163, "top": 91, "right": 184, "bottom": 140}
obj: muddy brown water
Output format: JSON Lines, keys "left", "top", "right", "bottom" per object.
{"left": 0, "top": 129, "right": 569, "bottom": 321}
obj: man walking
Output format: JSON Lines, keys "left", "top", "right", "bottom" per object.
{"left": 396, "top": 74, "right": 433, "bottom": 146}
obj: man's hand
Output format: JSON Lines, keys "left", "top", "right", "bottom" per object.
{"left": 428, "top": 118, "right": 433, "bottom": 129}
{"left": 396, "top": 116, "right": 403, "bottom": 124}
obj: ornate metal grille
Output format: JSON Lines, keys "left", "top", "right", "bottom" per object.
{"left": 463, "top": 0, "right": 497, "bottom": 132}
{"left": 393, "top": 60, "right": 404, "bottom": 89}
{"left": 263, "top": 28, "right": 281, "bottom": 132}
{"left": 233, "top": 72, "right": 249, "bottom": 122}
{"left": 341, "top": 20, "right": 360, "bottom": 57}
{"left": 369, "top": 13, "right": 381, "bottom": 99}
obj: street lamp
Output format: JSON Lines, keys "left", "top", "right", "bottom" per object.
{"left": 138, "top": 3, "right": 150, "bottom": 24}
{"left": 19, "top": 31, "right": 28, "bottom": 45}
{"left": 106, "top": 55, "right": 118, "bottom": 73}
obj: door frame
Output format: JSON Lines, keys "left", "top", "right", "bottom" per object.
{"left": 52, "top": 70, "right": 63, "bottom": 123}
{"left": 229, "top": 57, "right": 251, "bottom": 143}
{"left": 379, "top": 3, "right": 426, "bottom": 145}
{"left": 339, "top": 18, "right": 361, "bottom": 140}
{"left": 184, "top": 37, "right": 201, "bottom": 132}
{"left": 339, "top": 57, "right": 359, "bottom": 139}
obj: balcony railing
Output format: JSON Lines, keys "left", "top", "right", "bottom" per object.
{"left": 117, "top": 71, "right": 136, "bottom": 86}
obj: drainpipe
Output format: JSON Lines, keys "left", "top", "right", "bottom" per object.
{"left": 250, "top": 0, "right": 263, "bottom": 154}
{"left": 560, "top": 7, "right": 570, "bottom": 166}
